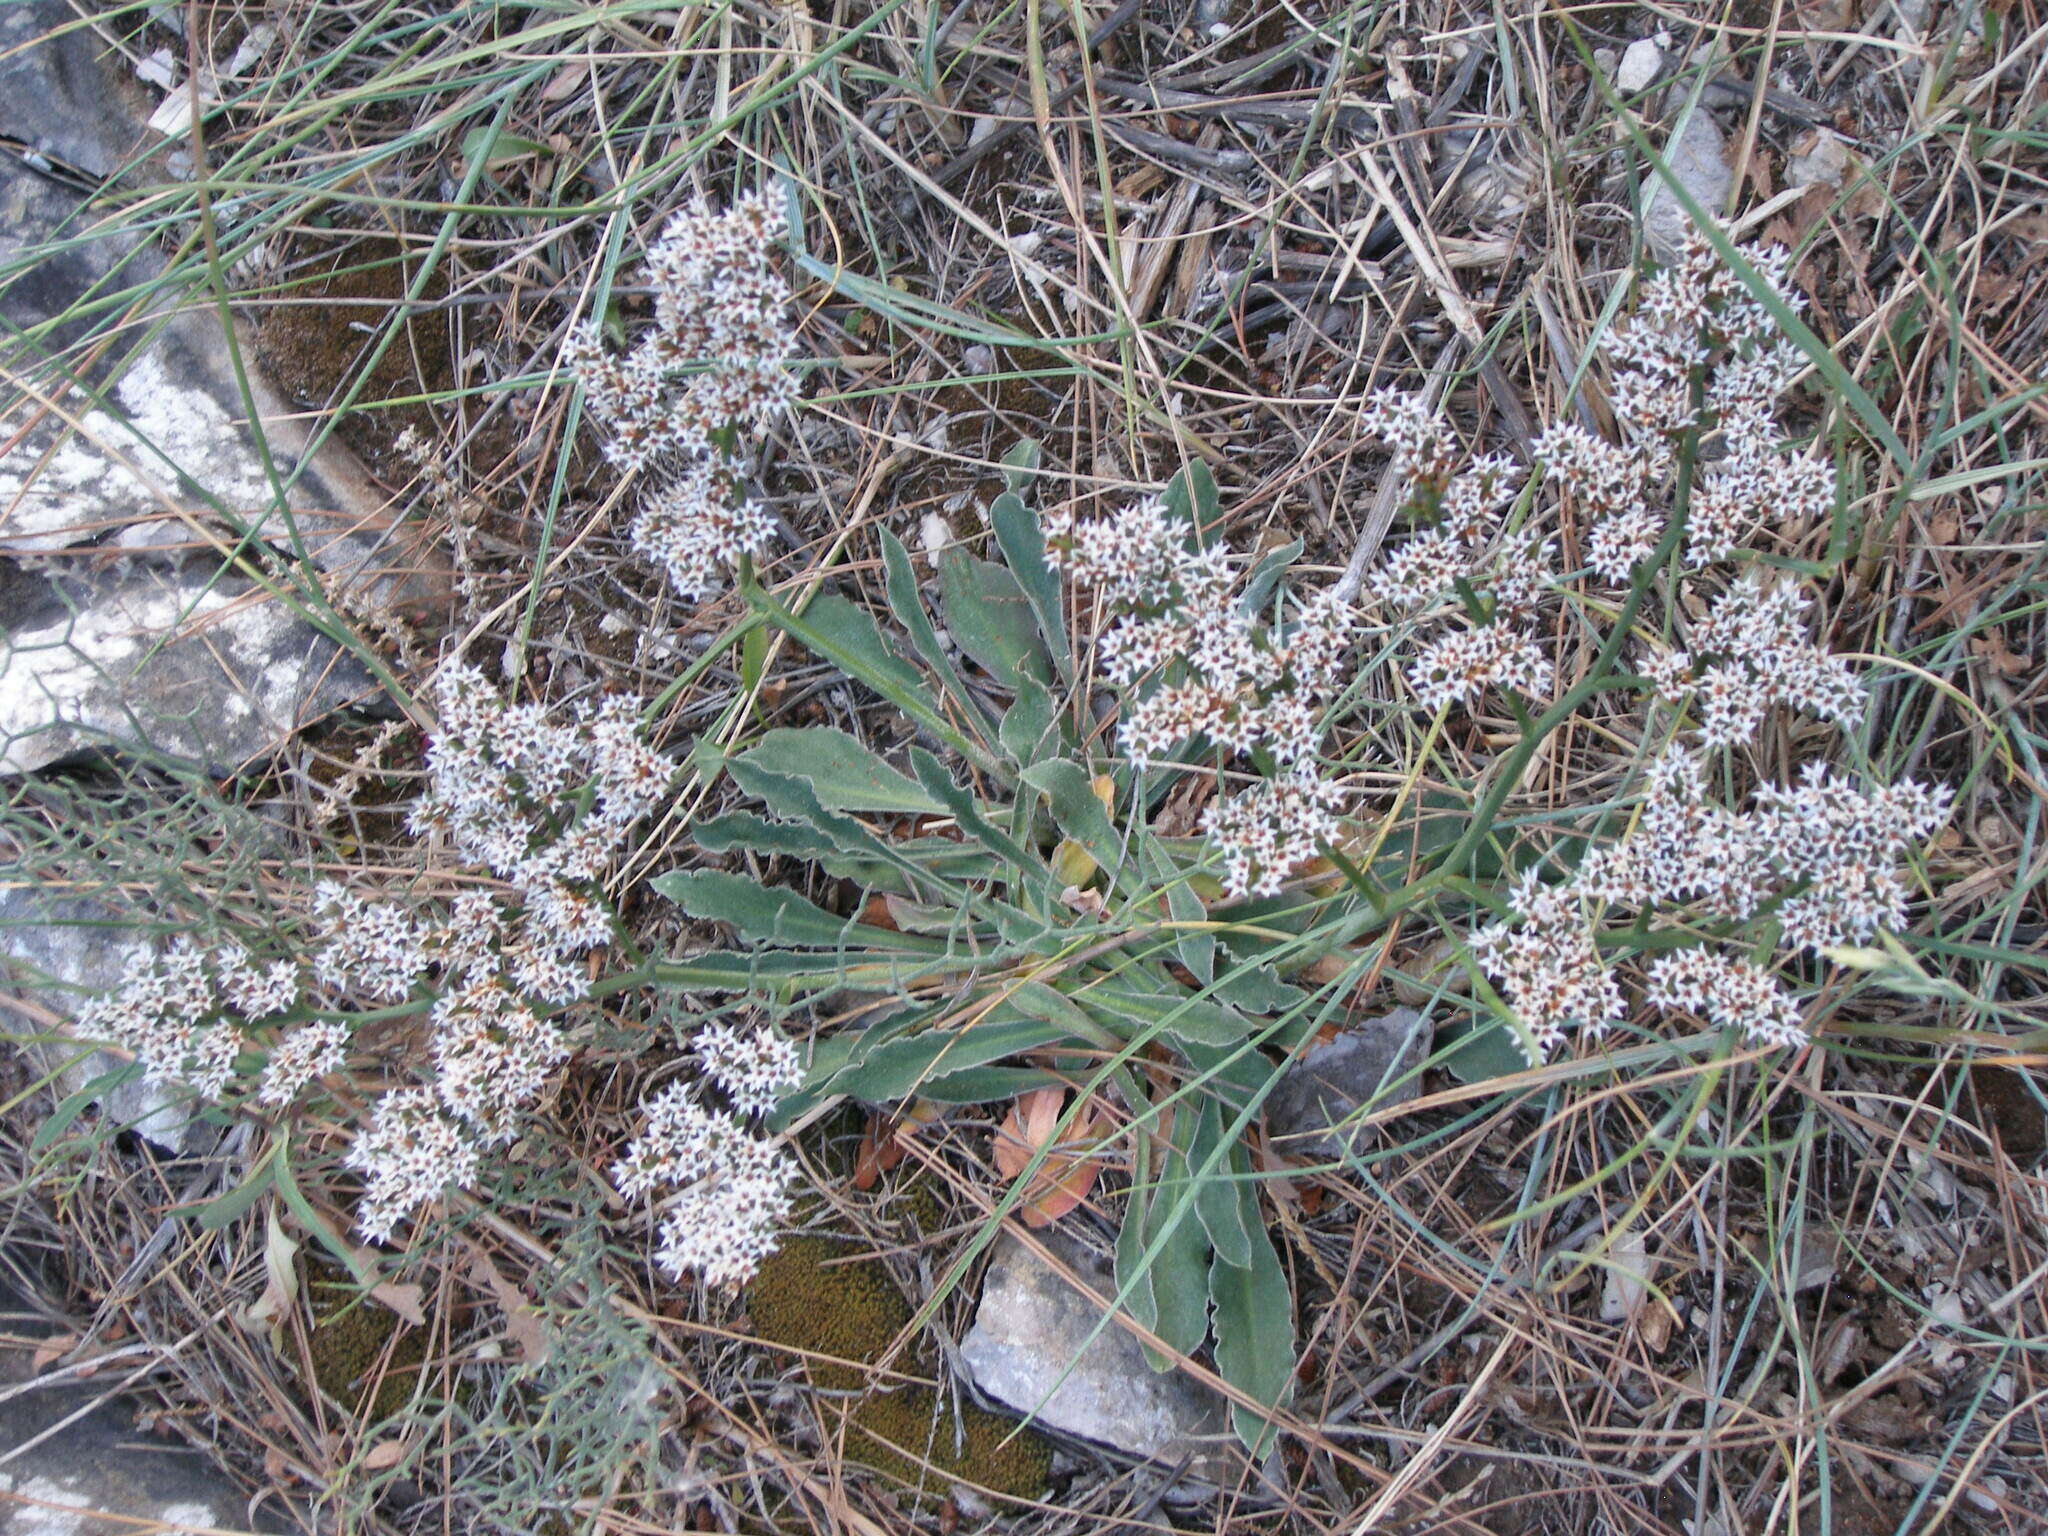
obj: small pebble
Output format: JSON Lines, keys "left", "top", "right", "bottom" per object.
{"left": 1617, "top": 35, "right": 1664, "bottom": 92}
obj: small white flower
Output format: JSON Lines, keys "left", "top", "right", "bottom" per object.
{"left": 259, "top": 1022, "right": 349, "bottom": 1107}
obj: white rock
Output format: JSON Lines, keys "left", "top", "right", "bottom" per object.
{"left": 1599, "top": 1225, "right": 1654, "bottom": 1322}
{"left": 1785, "top": 129, "right": 1851, "bottom": 189}
{"left": 1616, "top": 36, "right": 1665, "bottom": 93}
{"left": 1641, "top": 108, "right": 1732, "bottom": 262}
{"left": 0, "top": 559, "right": 375, "bottom": 775}
{"left": 962, "top": 1230, "right": 1232, "bottom": 1477}
{"left": 1, "top": 887, "right": 204, "bottom": 1152}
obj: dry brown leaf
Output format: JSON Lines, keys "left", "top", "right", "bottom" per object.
{"left": 30, "top": 1332, "right": 78, "bottom": 1373}
{"left": 990, "top": 1088, "right": 1105, "bottom": 1227}
{"left": 370, "top": 1280, "right": 426, "bottom": 1328}
{"left": 468, "top": 1252, "right": 549, "bottom": 1366}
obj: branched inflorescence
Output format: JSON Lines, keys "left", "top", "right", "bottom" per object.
{"left": 1045, "top": 498, "right": 1355, "bottom": 897}
{"left": 76, "top": 666, "right": 696, "bottom": 1248}
{"left": 1361, "top": 397, "right": 1559, "bottom": 713}
{"left": 610, "top": 1023, "right": 803, "bottom": 1288}
{"left": 1365, "top": 233, "right": 1950, "bottom": 1061}
{"left": 566, "top": 193, "right": 796, "bottom": 599}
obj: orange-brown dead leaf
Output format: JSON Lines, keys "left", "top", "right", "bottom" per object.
{"left": 853, "top": 1112, "right": 906, "bottom": 1190}
{"left": 991, "top": 1088, "right": 1105, "bottom": 1227}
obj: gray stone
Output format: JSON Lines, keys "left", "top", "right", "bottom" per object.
{"left": 1, "top": 3, "right": 399, "bottom": 568}
{"left": 1641, "top": 106, "right": 1733, "bottom": 262}
{"left": 0, "top": 885, "right": 197, "bottom": 1153}
{"left": 1264, "top": 1008, "right": 1430, "bottom": 1160}
{"left": 0, "top": 1281, "right": 287, "bottom": 1533}
{"left": 961, "top": 1230, "right": 1231, "bottom": 1478}
{"left": 0, "top": 557, "right": 376, "bottom": 776}
{"left": 2, "top": 0, "right": 430, "bottom": 778}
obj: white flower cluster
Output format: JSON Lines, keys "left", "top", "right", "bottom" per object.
{"left": 1044, "top": 497, "right": 1355, "bottom": 897}
{"left": 565, "top": 192, "right": 796, "bottom": 598}
{"left": 610, "top": 1024, "right": 802, "bottom": 1289}
{"left": 75, "top": 935, "right": 356, "bottom": 1109}
{"left": 1753, "top": 765, "right": 1953, "bottom": 955}
{"left": 1644, "top": 950, "right": 1808, "bottom": 1050}
{"left": 1640, "top": 574, "right": 1864, "bottom": 746}
{"left": 345, "top": 1088, "right": 484, "bottom": 1246}
{"left": 1476, "top": 748, "right": 1950, "bottom": 1058}
{"left": 1534, "top": 233, "right": 1832, "bottom": 578}
{"left": 1372, "top": 232, "right": 1952, "bottom": 1061}
{"left": 412, "top": 660, "right": 672, "bottom": 978}
{"left": 1359, "top": 396, "right": 1558, "bottom": 714}
{"left": 1470, "top": 873, "right": 1625, "bottom": 1060}
{"left": 75, "top": 940, "right": 266, "bottom": 1101}
{"left": 326, "top": 664, "right": 675, "bottom": 1242}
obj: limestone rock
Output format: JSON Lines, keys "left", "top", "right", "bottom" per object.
{"left": 961, "top": 1230, "right": 1232, "bottom": 1478}
{"left": 1264, "top": 1008, "right": 1431, "bottom": 1160}
{"left": 1640, "top": 107, "right": 1732, "bottom": 262}
{"left": 0, "top": 4, "right": 401, "bottom": 569}
{"left": 0, "top": 557, "right": 375, "bottom": 775}
{"left": 3, "top": 0, "right": 434, "bottom": 779}
{"left": 0, "top": 884, "right": 196, "bottom": 1154}
{"left": 1616, "top": 35, "right": 1665, "bottom": 93}
{"left": 0, "top": 1280, "right": 286, "bottom": 1532}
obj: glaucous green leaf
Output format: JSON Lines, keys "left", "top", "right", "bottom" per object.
{"left": 824, "top": 1016, "right": 1079, "bottom": 1103}
{"left": 938, "top": 546, "right": 1051, "bottom": 692}
{"left": 1209, "top": 1203, "right": 1296, "bottom": 1456}
{"left": 1081, "top": 984, "right": 1252, "bottom": 1050}
{"left": 734, "top": 727, "right": 942, "bottom": 815}
{"left": 652, "top": 869, "right": 941, "bottom": 952}
{"left": 1021, "top": 758, "right": 1122, "bottom": 879}
{"left": 989, "top": 491, "right": 1072, "bottom": 681}
{"left": 880, "top": 530, "right": 994, "bottom": 736}
{"left": 999, "top": 671, "right": 1062, "bottom": 767}
{"left": 1190, "top": 1099, "right": 1255, "bottom": 1269}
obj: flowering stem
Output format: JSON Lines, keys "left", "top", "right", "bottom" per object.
{"left": 1438, "top": 431, "right": 1699, "bottom": 885}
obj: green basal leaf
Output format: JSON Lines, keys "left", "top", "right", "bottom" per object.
{"left": 1139, "top": 831, "right": 1213, "bottom": 984}
{"left": 1209, "top": 1198, "right": 1296, "bottom": 1456}
{"left": 781, "top": 592, "right": 936, "bottom": 708}
{"left": 1159, "top": 461, "right": 1220, "bottom": 529}
{"left": 459, "top": 127, "right": 552, "bottom": 169}
{"left": 1117, "top": 1134, "right": 1214, "bottom": 1370}
{"left": 919, "top": 1064, "right": 1068, "bottom": 1102}
{"left": 824, "top": 1016, "right": 1081, "bottom": 1103}
{"left": 1208, "top": 961, "right": 1312, "bottom": 1017}
{"left": 881, "top": 529, "right": 996, "bottom": 737}
{"left": 1190, "top": 1098, "right": 1255, "bottom": 1268}
{"left": 1240, "top": 536, "right": 1304, "bottom": 617}
{"left": 653, "top": 870, "right": 943, "bottom": 953}
{"left": 999, "top": 671, "right": 1062, "bottom": 767}
{"left": 1002, "top": 979, "right": 1098, "bottom": 1035}
{"left": 723, "top": 759, "right": 972, "bottom": 897}
{"left": 1021, "top": 758, "right": 1124, "bottom": 883}
{"left": 196, "top": 1144, "right": 279, "bottom": 1230}
{"left": 733, "top": 726, "right": 943, "bottom": 815}
{"left": 1000, "top": 437, "right": 1042, "bottom": 491}
{"left": 938, "top": 546, "right": 1052, "bottom": 692}
{"left": 692, "top": 811, "right": 990, "bottom": 891}
{"left": 910, "top": 748, "right": 1040, "bottom": 873}
{"left": 1438, "top": 1013, "right": 1532, "bottom": 1084}
{"left": 989, "top": 491, "right": 1073, "bottom": 682}
{"left": 1081, "top": 983, "right": 1252, "bottom": 1050}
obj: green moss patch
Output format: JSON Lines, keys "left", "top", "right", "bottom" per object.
{"left": 747, "top": 1234, "right": 1050, "bottom": 1498}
